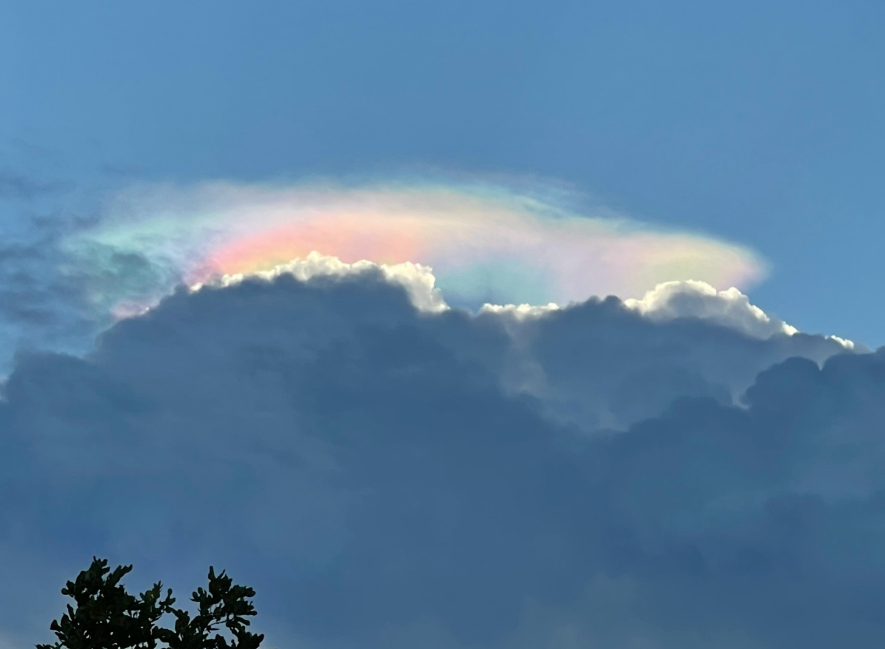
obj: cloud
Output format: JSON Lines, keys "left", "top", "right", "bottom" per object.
{"left": 0, "top": 213, "right": 165, "bottom": 374}
{"left": 624, "top": 280, "right": 799, "bottom": 339}
{"left": 193, "top": 254, "right": 850, "bottom": 430}
{"left": 623, "top": 280, "right": 855, "bottom": 349}
{"left": 206, "top": 251, "right": 447, "bottom": 314}
{"left": 68, "top": 178, "right": 767, "bottom": 314}
{"left": 0, "top": 158, "right": 130, "bottom": 372}
{"left": 0, "top": 176, "right": 780, "bottom": 375}
{"left": 0, "top": 171, "right": 63, "bottom": 201}
{"left": 0, "top": 263, "right": 879, "bottom": 649}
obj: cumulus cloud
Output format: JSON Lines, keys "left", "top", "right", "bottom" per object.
{"left": 479, "top": 302, "right": 560, "bottom": 319}
{"left": 206, "top": 251, "right": 448, "bottom": 314}
{"left": 0, "top": 263, "right": 878, "bottom": 649}
{"left": 625, "top": 280, "right": 800, "bottom": 339}
{"left": 194, "top": 256, "right": 851, "bottom": 430}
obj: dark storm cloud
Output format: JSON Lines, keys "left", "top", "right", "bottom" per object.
{"left": 0, "top": 269, "right": 882, "bottom": 648}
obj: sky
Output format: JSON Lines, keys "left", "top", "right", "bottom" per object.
{"left": 3, "top": 0, "right": 885, "bottom": 344}
{"left": 3, "top": 1, "right": 885, "bottom": 648}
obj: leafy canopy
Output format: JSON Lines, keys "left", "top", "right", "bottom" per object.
{"left": 37, "top": 558, "right": 269, "bottom": 649}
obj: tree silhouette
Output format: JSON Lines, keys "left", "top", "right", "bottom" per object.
{"left": 155, "top": 566, "right": 265, "bottom": 649}
{"left": 37, "top": 558, "right": 269, "bottom": 649}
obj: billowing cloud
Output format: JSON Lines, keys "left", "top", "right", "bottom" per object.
{"left": 204, "top": 251, "right": 447, "bottom": 314}
{"left": 623, "top": 280, "right": 857, "bottom": 351}
{"left": 625, "top": 280, "right": 800, "bottom": 338}
{"left": 0, "top": 262, "right": 878, "bottom": 649}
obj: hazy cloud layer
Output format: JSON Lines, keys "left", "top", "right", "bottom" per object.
{"left": 72, "top": 179, "right": 768, "bottom": 311}
{"left": 0, "top": 264, "right": 880, "bottom": 648}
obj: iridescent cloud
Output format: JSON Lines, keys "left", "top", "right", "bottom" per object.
{"left": 66, "top": 178, "right": 767, "bottom": 313}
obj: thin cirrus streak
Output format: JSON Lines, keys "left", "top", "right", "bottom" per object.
{"left": 68, "top": 179, "right": 768, "bottom": 316}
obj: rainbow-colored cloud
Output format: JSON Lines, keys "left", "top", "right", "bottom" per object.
{"left": 67, "top": 178, "right": 767, "bottom": 314}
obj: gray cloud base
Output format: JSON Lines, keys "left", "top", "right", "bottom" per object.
{"left": 0, "top": 269, "right": 881, "bottom": 648}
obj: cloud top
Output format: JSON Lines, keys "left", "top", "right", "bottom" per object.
{"left": 626, "top": 280, "right": 798, "bottom": 338}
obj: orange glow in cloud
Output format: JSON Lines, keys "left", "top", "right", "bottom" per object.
{"left": 208, "top": 214, "right": 430, "bottom": 276}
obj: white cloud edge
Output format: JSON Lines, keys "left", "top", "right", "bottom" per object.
{"left": 194, "top": 251, "right": 448, "bottom": 313}
{"left": 190, "top": 254, "right": 853, "bottom": 348}
{"left": 625, "top": 280, "right": 799, "bottom": 337}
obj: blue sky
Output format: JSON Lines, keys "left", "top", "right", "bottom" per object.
{"left": 3, "top": 0, "right": 884, "bottom": 344}
{"left": 5, "top": 3, "right": 885, "bottom": 648}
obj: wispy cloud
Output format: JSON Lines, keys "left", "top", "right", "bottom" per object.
{"left": 0, "top": 171, "right": 64, "bottom": 200}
